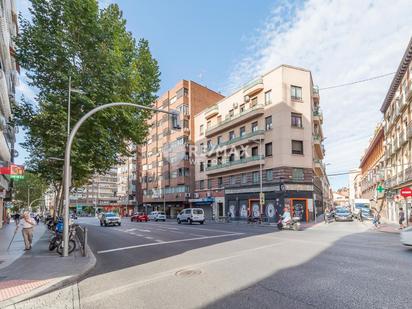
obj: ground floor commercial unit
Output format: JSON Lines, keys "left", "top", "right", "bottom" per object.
{"left": 69, "top": 204, "right": 135, "bottom": 217}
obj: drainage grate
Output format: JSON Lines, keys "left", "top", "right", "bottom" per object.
{"left": 175, "top": 269, "right": 202, "bottom": 278}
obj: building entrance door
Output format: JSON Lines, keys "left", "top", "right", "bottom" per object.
{"left": 291, "top": 198, "right": 308, "bottom": 222}
{"left": 218, "top": 202, "right": 224, "bottom": 217}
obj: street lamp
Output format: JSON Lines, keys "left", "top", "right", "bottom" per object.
{"left": 67, "top": 76, "right": 86, "bottom": 136}
{"left": 62, "top": 102, "right": 180, "bottom": 256}
{"left": 249, "top": 136, "right": 263, "bottom": 222}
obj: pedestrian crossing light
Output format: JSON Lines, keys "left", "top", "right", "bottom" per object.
{"left": 260, "top": 192, "right": 265, "bottom": 206}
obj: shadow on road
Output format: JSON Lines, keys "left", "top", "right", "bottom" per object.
{"left": 204, "top": 230, "right": 412, "bottom": 309}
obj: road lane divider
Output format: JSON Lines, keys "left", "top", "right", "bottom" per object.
{"left": 97, "top": 232, "right": 245, "bottom": 254}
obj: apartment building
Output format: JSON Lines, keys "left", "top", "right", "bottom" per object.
{"left": 358, "top": 125, "right": 384, "bottom": 211}
{"left": 138, "top": 80, "right": 224, "bottom": 217}
{"left": 0, "top": 0, "right": 18, "bottom": 227}
{"left": 381, "top": 37, "right": 412, "bottom": 223}
{"left": 193, "top": 65, "right": 329, "bottom": 222}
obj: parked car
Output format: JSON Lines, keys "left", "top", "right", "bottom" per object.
{"left": 100, "top": 212, "right": 121, "bottom": 226}
{"left": 131, "top": 212, "right": 149, "bottom": 222}
{"left": 177, "top": 208, "right": 205, "bottom": 224}
{"left": 400, "top": 226, "right": 412, "bottom": 246}
{"left": 148, "top": 211, "right": 166, "bottom": 222}
{"left": 334, "top": 207, "right": 353, "bottom": 221}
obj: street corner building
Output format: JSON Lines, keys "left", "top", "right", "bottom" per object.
{"left": 136, "top": 65, "right": 332, "bottom": 222}
{"left": 379, "top": 37, "right": 412, "bottom": 223}
{"left": 0, "top": 0, "right": 18, "bottom": 228}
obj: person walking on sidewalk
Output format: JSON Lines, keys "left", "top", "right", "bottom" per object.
{"left": 399, "top": 208, "right": 405, "bottom": 230}
{"left": 19, "top": 211, "right": 36, "bottom": 251}
{"left": 14, "top": 212, "right": 21, "bottom": 226}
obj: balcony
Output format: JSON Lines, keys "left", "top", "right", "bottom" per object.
{"left": 205, "top": 155, "right": 264, "bottom": 175}
{"left": 314, "top": 159, "right": 325, "bottom": 176}
{"left": 0, "top": 70, "right": 11, "bottom": 119}
{"left": 243, "top": 78, "right": 264, "bottom": 96}
{"left": 313, "top": 86, "right": 319, "bottom": 101}
{"left": 205, "top": 104, "right": 264, "bottom": 137}
{"left": 406, "top": 82, "right": 412, "bottom": 103}
{"left": 204, "top": 105, "right": 219, "bottom": 119}
{"left": 313, "top": 134, "right": 324, "bottom": 159}
{"left": 206, "top": 130, "right": 265, "bottom": 156}
{"left": 313, "top": 108, "right": 323, "bottom": 124}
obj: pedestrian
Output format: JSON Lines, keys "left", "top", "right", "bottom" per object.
{"left": 372, "top": 210, "right": 380, "bottom": 228}
{"left": 359, "top": 209, "right": 363, "bottom": 222}
{"left": 19, "top": 211, "right": 36, "bottom": 251}
{"left": 14, "top": 212, "right": 20, "bottom": 226}
{"left": 399, "top": 207, "right": 405, "bottom": 230}
{"left": 227, "top": 211, "right": 231, "bottom": 223}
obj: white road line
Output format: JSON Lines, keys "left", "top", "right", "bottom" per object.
{"left": 145, "top": 236, "right": 154, "bottom": 240}
{"left": 154, "top": 239, "right": 163, "bottom": 243}
{"left": 189, "top": 233, "right": 206, "bottom": 237}
{"left": 97, "top": 232, "right": 245, "bottom": 254}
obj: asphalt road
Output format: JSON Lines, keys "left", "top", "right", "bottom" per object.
{"left": 15, "top": 218, "right": 412, "bottom": 309}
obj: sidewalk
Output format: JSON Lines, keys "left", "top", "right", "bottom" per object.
{"left": 0, "top": 223, "right": 96, "bottom": 307}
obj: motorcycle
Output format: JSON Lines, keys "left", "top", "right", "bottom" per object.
{"left": 277, "top": 217, "right": 301, "bottom": 231}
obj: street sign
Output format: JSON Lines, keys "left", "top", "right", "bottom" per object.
{"left": 400, "top": 187, "right": 412, "bottom": 198}
{"left": 259, "top": 192, "right": 265, "bottom": 205}
{"left": 377, "top": 185, "right": 384, "bottom": 193}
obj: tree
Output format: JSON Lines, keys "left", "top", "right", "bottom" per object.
{"left": 12, "top": 172, "right": 47, "bottom": 212}
{"left": 14, "top": 1, "right": 160, "bottom": 212}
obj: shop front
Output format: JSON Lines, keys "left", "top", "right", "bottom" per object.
{"left": 189, "top": 197, "right": 215, "bottom": 220}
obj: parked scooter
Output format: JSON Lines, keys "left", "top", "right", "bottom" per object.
{"left": 277, "top": 217, "right": 301, "bottom": 231}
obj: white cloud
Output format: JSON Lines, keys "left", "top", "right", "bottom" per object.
{"left": 224, "top": 0, "right": 412, "bottom": 189}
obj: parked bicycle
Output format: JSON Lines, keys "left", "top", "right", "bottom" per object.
{"left": 49, "top": 220, "right": 77, "bottom": 256}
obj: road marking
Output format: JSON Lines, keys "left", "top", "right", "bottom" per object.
{"left": 145, "top": 236, "right": 154, "bottom": 240}
{"left": 189, "top": 233, "right": 206, "bottom": 237}
{"left": 97, "top": 232, "right": 245, "bottom": 254}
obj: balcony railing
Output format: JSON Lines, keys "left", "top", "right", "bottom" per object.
{"left": 205, "top": 155, "right": 263, "bottom": 171}
{"left": 206, "top": 104, "right": 264, "bottom": 134}
{"left": 204, "top": 105, "right": 219, "bottom": 119}
{"left": 213, "top": 130, "right": 264, "bottom": 148}
{"left": 243, "top": 78, "right": 263, "bottom": 93}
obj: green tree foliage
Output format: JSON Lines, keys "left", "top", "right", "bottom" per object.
{"left": 12, "top": 172, "right": 47, "bottom": 212}
{"left": 14, "top": 0, "right": 160, "bottom": 189}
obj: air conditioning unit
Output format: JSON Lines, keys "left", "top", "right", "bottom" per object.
{"left": 185, "top": 193, "right": 191, "bottom": 198}
{"left": 244, "top": 95, "right": 250, "bottom": 103}
{"left": 233, "top": 102, "right": 238, "bottom": 109}
{"left": 194, "top": 193, "right": 199, "bottom": 198}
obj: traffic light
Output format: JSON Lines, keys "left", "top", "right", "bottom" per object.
{"left": 170, "top": 111, "right": 181, "bottom": 129}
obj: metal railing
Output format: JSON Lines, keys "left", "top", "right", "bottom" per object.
{"left": 75, "top": 225, "right": 88, "bottom": 257}
{"left": 214, "top": 130, "right": 264, "bottom": 148}
{"left": 206, "top": 155, "right": 263, "bottom": 171}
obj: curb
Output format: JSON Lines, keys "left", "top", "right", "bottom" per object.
{"left": 0, "top": 243, "right": 96, "bottom": 308}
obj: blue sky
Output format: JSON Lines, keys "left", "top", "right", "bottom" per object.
{"left": 15, "top": 0, "right": 412, "bottom": 191}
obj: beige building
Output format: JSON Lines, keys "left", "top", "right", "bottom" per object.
{"left": 381, "top": 37, "right": 412, "bottom": 223}
{"left": 0, "top": 0, "right": 18, "bottom": 227}
{"left": 193, "top": 65, "right": 330, "bottom": 222}
{"left": 137, "top": 80, "right": 223, "bottom": 217}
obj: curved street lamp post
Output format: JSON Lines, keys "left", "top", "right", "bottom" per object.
{"left": 62, "top": 102, "right": 180, "bottom": 256}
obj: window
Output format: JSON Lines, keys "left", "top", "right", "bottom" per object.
{"left": 229, "top": 153, "right": 235, "bottom": 162}
{"left": 199, "top": 180, "right": 204, "bottom": 190}
{"left": 200, "top": 162, "right": 204, "bottom": 172}
{"left": 240, "top": 126, "right": 245, "bottom": 137}
{"left": 266, "top": 169, "right": 273, "bottom": 181}
{"left": 217, "top": 136, "right": 222, "bottom": 145}
{"left": 252, "top": 121, "right": 258, "bottom": 132}
{"left": 241, "top": 173, "right": 247, "bottom": 184}
{"left": 240, "top": 104, "right": 245, "bottom": 112}
{"left": 207, "top": 179, "right": 212, "bottom": 189}
{"left": 252, "top": 146, "right": 259, "bottom": 156}
{"left": 217, "top": 156, "right": 222, "bottom": 165}
{"left": 265, "top": 116, "right": 272, "bottom": 130}
{"left": 291, "top": 85, "right": 302, "bottom": 100}
{"left": 229, "top": 109, "right": 234, "bottom": 117}
{"left": 207, "top": 120, "right": 211, "bottom": 128}
{"left": 292, "top": 168, "right": 304, "bottom": 180}
{"left": 250, "top": 97, "right": 258, "bottom": 107}
{"left": 265, "top": 90, "right": 272, "bottom": 105}
{"left": 252, "top": 171, "right": 259, "bottom": 183}
{"left": 183, "top": 119, "right": 189, "bottom": 129}
{"left": 229, "top": 131, "right": 235, "bottom": 140}
{"left": 200, "top": 143, "right": 204, "bottom": 153}
{"left": 207, "top": 140, "right": 212, "bottom": 150}
{"left": 240, "top": 150, "right": 245, "bottom": 159}
{"left": 177, "top": 104, "right": 189, "bottom": 115}
{"left": 291, "top": 113, "right": 303, "bottom": 128}
{"left": 170, "top": 96, "right": 177, "bottom": 104}
{"left": 200, "top": 124, "right": 204, "bottom": 135}
{"left": 265, "top": 143, "right": 272, "bottom": 157}
{"left": 207, "top": 160, "right": 211, "bottom": 168}
{"left": 229, "top": 175, "right": 236, "bottom": 185}
{"left": 218, "top": 177, "right": 223, "bottom": 187}
{"left": 292, "top": 140, "right": 304, "bottom": 155}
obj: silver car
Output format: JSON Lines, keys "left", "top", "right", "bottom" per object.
{"left": 100, "top": 212, "right": 121, "bottom": 226}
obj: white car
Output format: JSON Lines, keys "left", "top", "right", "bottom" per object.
{"left": 177, "top": 208, "right": 205, "bottom": 225}
{"left": 400, "top": 226, "right": 412, "bottom": 246}
{"left": 148, "top": 211, "right": 166, "bottom": 222}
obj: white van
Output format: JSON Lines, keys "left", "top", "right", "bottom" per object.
{"left": 177, "top": 208, "right": 205, "bottom": 224}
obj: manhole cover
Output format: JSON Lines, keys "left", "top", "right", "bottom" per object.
{"left": 175, "top": 269, "right": 202, "bottom": 278}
